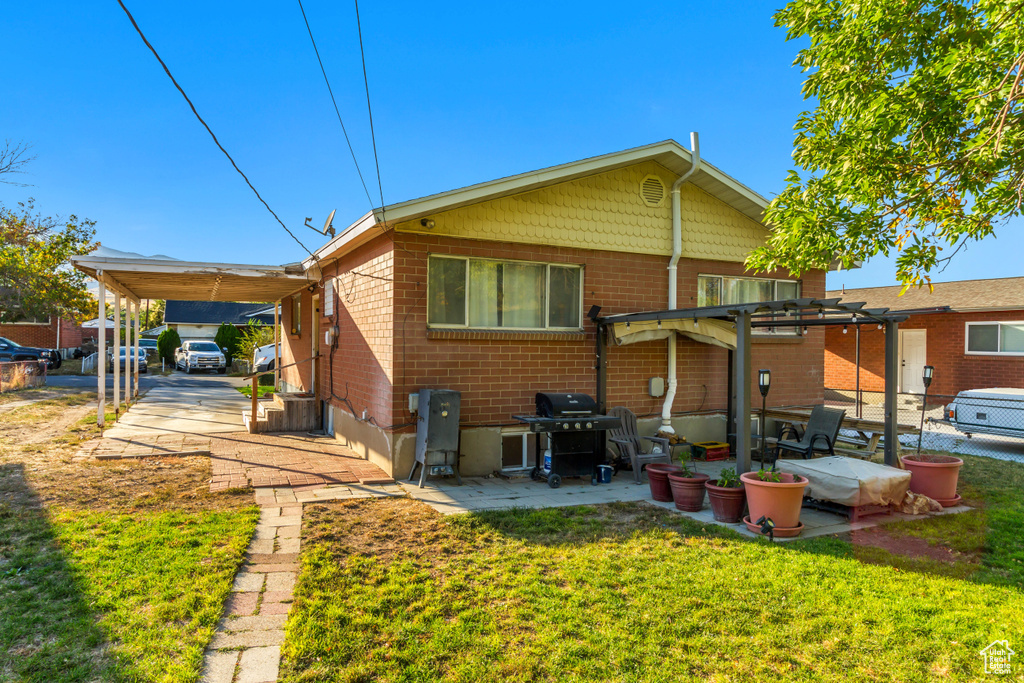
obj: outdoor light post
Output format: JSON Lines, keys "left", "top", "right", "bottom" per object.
{"left": 917, "top": 365, "right": 934, "bottom": 455}
{"left": 758, "top": 369, "right": 771, "bottom": 463}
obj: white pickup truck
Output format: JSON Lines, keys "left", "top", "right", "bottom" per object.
{"left": 944, "top": 388, "right": 1024, "bottom": 439}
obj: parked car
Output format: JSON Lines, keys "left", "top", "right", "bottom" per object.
{"left": 944, "top": 388, "right": 1024, "bottom": 439}
{"left": 138, "top": 338, "right": 159, "bottom": 355}
{"left": 174, "top": 341, "right": 227, "bottom": 374}
{"left": 253, "top": 342, "right": 281, "bottom": 373}
{"left": 108, "top": 347, "right": 148, "bottom": 373}
{"left": 0, "top": 336, "right": 61, "bottom": 369}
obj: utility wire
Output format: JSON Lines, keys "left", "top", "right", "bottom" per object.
{"left": 115, "top": 0, "right": 318, "bottom": 262}
{"left": 353, "top": 0, "right": 388, "bottom": 229}
{"left": 296, "top": 0, "right": 376, "bottom": 211}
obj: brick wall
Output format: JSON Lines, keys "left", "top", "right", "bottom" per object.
{"left": 280, "top": 288, "right": 314, "bottom": 392}
{"left": 825, "top": 310, "right": 1024, "bottom": 396}
{"left": 388, "top": 233, "right": 825, "bottom": 429}
{"left": 0, "top": 317, "right": 83, "bottom": 349}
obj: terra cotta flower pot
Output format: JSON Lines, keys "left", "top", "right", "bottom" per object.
{"left": 902, "top": 454, "right": 963, "bottom": 506}
{"left": 705, "top": 480, "right": 747, "bottom": 523}
{"left": 667, "top": 472, "right": 710, "bottom": 511}
{"left": 740, "top": 471, "right": 808, "bottom": 529}
{"left": 645, "top": 462, "right": 683, "bottom": 502}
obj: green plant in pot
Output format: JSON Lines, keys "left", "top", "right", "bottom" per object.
{"left": 665, "top": 446, "right": 709, "bottom": 512}
{"left": 705, "top": 467, "right": 747, "bottom": 523}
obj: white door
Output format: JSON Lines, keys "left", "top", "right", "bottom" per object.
{"left": 900, "top": 329, "right": 927, "bottom": 394}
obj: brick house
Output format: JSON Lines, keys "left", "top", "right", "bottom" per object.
{"left": 0, "top": 316, "right": 84, "bottom": 352}
{"left": 163, "top": 300, "right": 273, "bottom": 341}
{"left": 824, "top": 277, "right": 1024, "bottom": 397}
{"left": 276, "top": 140, "right": 828, "bottom": 478}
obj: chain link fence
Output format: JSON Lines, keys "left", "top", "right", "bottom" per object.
{"left": 825, "top": 387, "right": 1024, "bottom": 464}
{"left": 0, "top": 360, "right": 48, "bottom": 393}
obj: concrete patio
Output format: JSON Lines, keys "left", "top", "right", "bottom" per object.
{"left": 396, "top": 458, "right": 972, "bottom": 542}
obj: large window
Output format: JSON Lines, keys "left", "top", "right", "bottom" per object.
{"left": 428, "top": 256, "right": 583, "bottom": 330}
{"left": 697, "top": 274, "right": 801, "bottom": 335}
{"left": 966, "top": 322, "right": 1024, "bottom": 355}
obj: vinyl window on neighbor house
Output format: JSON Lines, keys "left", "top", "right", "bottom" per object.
{"left": 696, "top": 274, "right": 801, "bottom": 335}
{"left": 965, "top": 322, "right": 1024, "bottom": 355}
{"left": 427, "top": 255, "right": 583, "bottom": 330}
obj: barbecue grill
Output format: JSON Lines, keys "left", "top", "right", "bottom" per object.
{"left": 513, "top": 392, "right": 621, "bottom": 488}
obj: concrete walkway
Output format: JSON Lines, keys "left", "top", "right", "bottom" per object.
{"left": 102, "top": 374, "right": 249, "bottom": 440}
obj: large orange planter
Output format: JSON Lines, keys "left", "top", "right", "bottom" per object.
{"left": 740, "top": 471, "right": 808, "bottom": 529}
{"left": 902, "top": 454, "right": 963, "bottom": 506}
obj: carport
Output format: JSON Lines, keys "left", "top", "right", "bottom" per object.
{"left": 71, "top": 250, "right": 315, "bottom": 427}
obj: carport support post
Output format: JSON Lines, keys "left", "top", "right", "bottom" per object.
{"left": 250, "top": 376, "right": 258, "bottom": 435}
{"left": 884, "top": 319, "right": 900, "bottom": 466}
{"left": 733, "top": 310, "right": 752, "bottom": 474}
{"left": 113, "top": 292, "right": 120, "bottom": 418}
{"left": 124, "top": 298, "right": 131, "bottom": 409}
{"left": 97, "top": 278, "right": 106, "bottom": 428}
{"left": 133, "top": 302, "right": 140, "bottom": 399}
{"left": 273, "top": 301, "right": 280, "bottom": 390}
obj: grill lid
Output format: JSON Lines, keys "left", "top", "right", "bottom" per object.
{"left": 535, "top": 392, "right": 598, "bottom": 417}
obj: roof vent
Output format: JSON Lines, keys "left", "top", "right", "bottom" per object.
{"left": 640, "top": 175, "right": 666, "bottom": 207}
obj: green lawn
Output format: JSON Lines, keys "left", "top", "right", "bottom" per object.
{"left": 282, "top": 455, "right": 1024, "bottom": 682}
{"left": 236, "top": 384, "right": 275, "bottom": 399}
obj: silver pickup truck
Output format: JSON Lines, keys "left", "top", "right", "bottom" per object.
{"left": 945, "top": 388, "right": 1024, "bottom": 439}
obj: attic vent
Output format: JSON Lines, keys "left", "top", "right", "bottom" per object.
{"left": 640, "top": 175, "right": 666, "bottom": 207}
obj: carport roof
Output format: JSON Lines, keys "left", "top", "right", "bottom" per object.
{"left": 71, "top": 251, "right": 313, "bottom": 302}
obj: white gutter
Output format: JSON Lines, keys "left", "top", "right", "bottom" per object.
{"left": 661, "top": 132, "right": 701, "bottom": 433}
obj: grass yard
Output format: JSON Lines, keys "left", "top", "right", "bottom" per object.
{"left": 236, "top": 384, "right": 275, "bottom": 399}
{"left": 283, "top": 455, "right": 1024, "bottom": 682}
{"left": 0, "top": 394, "right": 258, "bottom": 682}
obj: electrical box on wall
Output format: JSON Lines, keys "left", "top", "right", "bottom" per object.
{"left": 323, "top": 277, "right": 335, "bottom": 315}
{"left": 408, "top": 392, "right": 419, "bottom": 414}
{"left": 649, "top": 377, "right": 665, "bottom": 398}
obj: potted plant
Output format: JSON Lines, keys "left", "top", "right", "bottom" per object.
{"left": 666, "top": 453, "right": 709, "bottom": 512}
{"left": 705, "top": 468, "right": 746, "bottom": 523}
{"left": 740, "top": 467, "right": 808, "bottom": 537}
{"left": 901, "top": 454, "right": 963, "bottom": 506}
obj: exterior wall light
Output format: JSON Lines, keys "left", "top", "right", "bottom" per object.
{"left": 420, "top": 218, "right": 435, "bottom": 229}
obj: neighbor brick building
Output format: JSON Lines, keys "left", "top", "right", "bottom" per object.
{"left": 276, "top": 140, "right": 830, "bottom": 478}
{"left": 0, "top": 316, "right": 84, "bottom": 351}
{"left": 825, "top": 278, "right": 1024, "bottom": 397}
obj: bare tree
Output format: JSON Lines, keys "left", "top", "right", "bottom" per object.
{"left": 0, "top": 141, "right": 36, "bottom": 186}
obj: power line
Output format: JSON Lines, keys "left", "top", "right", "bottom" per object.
{"left": 115, "top": 0, "right": 317, "bottom": 262}
{"left": 353, "top": 0, "right": 388, "bottom": 229}
{"left": 296, "top": 0, "right": 376, "bottom": 211}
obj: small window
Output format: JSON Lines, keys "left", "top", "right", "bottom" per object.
{"left": 697, "top": 275, "right": 801, "bottom": 336}
{"left": 290, "top": 295, "right": 302, "bottom": 336}
{"left": 428, "top": 256, "right": 583, "bottom": 330}
{"left": 966, "top": 322, "right": 1024, "bottom": 355}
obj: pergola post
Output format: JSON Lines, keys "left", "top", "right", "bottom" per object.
{"left": 133, "top": 301, "right": 140, "bottom": 399}
{"left": 97, "top": 279, "right": 106, "bottom": 428}
{"left": 884, "top": 319, "right": 900, "bottom": 466}
{"left": 595, "top": 323, "right": 607, "bottom": 413}
{"left": 113, "top": 292, "right": 120, "bottom": 418}
{"left": 733, "top": 310, "right": 752, "bottom": 474}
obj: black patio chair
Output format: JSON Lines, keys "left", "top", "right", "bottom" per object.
{"left": 607, "top": 406, "right": 672, "bottom": 483}
{"left": 776, "top": 405, "right": 846, "bottom": 460}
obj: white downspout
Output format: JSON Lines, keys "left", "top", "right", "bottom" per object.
{"left": 661, "top": 132, "right": 701, "bottom": 432}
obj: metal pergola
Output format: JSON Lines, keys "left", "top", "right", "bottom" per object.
{"left": 594, "top": 298, "right": 911, "bottom": 473}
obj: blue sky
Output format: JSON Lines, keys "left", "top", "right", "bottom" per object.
{"left": 2, "top": 1, "right": 1019, "bottom": 291}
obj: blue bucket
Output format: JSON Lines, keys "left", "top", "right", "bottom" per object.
{"left": 596, "top": 465, "right": 613, "bottom": 484}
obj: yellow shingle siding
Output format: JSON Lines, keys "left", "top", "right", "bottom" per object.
{"left": 394, "top": 161, "right": 768, "bottom": 262}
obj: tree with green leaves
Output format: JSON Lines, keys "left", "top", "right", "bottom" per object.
{"left": 748, "top": 0, "right": 1024, "bottom": 288}
{"left": 0, "top": 199, "right": 97, "bottom": 322}
{"left": 156, "top": 328, "right": 181, "bottom": 365}
{"left": 214, "top": 323, "right": 240, "bottom": 364}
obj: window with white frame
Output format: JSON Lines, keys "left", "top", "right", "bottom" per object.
{"left": 697, "top": 274, "right": 801, "bottom": 335}
{"left": 427, "top": 256, "right": 583, "bottom": 330}
{"left": 965, "top": 322, "right": 1024, "bottom": 355}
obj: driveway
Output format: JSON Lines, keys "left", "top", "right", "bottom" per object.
{"left": 101, "top": 372, "right": 251, "bottom": 439}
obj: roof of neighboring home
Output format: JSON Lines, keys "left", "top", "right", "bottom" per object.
{"left": 826, "top": 277, "right": 1024, "bottom": 312}
{"left": 305, "top": 139, "right": 771, "bottom": 268}
{"left": 164, "top": 301, "right": 274, "bottom": 325}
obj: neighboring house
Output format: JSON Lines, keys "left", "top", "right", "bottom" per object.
{"left": 275, "top": 140, "right": 829, "bottom": 478}
{"left": 0, "top": 315, "right": 85, "bottom": 353}
{"left": 81, "top": 317, "right": 116, "bottom": 345}
{"left": 163, "top": 301, "right": 273, "bottom": 341}
{"left": 824, "top": 277, "right": 1024, "bottom": 397}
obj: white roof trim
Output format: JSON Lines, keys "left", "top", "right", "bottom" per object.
{"left": 308, "top": 140, "right": 772, "bottom": 264}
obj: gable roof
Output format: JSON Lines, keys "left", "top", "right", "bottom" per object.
{"left": 164, "top": 300, "right": 274, "bottom": 326}
{"left": 826, "top": 277, "right": 1024, "bottom": 313}
{"left": 306, "top": 139, "right": 770, "bottom": 268}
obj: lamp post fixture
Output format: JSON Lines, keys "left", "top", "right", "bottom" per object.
{"left": 916, "top": 365, "right": 934, "bottom": 455}
{"left": 759, "top": 369, "right": 771, "bottom": 464}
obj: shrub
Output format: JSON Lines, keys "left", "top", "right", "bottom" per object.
{"left": 214, "top": 323, "right": 241, "bottom": 364}
{"left": 237, "top": 320, "right": 275, "bottom": 366}
{"left": 156, "top": 328, "right": 181, "bottom": 365}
